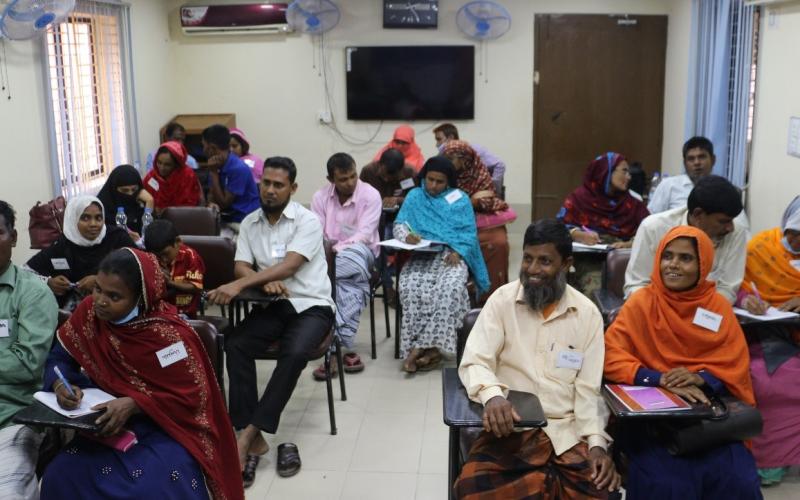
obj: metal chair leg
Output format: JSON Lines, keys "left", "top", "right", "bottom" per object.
{"left": 324, "top": 352, "right": 337, "bottom": 435}
{"left": 369, "top": 291, "right": 377, "bottom": 359}
{"left": 383, "top": 287, "right": 391, "bottom": 339}
{"left": 394, "top": 304, "right": 402, "bottom": 359}
{"left": 335, "top": 337, "right": 347, "bottom": 401}
{"left": 448, "top": 427, "right": 460, "bottom": 500}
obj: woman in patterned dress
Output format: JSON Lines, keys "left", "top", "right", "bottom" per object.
{"left": 394, "top": 156, "right": 489, "bottom": 372}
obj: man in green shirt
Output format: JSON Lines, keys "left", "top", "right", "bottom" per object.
{"left": 0, "top": 200, "right": 57, "bottom": 498}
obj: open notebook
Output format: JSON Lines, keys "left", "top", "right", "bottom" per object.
{"left": 733, "top": 306, "right": 800, "bottom": 322}
{"left": 604, "top": 384, "right": 692, "bottom": 412}
{"left": 33, "top": 389, "right": 115, "bottom": 418}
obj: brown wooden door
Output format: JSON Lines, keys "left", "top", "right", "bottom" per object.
{"left": 532, "top": 14, "right": 667, "bottom": 220}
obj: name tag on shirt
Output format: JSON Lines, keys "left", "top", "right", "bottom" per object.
{"left": 445, "top": 190, "right": 463, "bottom": 205}
{"left": 156, "top": 341, "right": 188, "bottom": 368}
{"left": 0, "top": 319, "right": 9, "bottom": 338}
{"left": 556, "top": 350, "right": 583, "bottom": 370}
{"left": 244, "top": 159, "right": 255, "bottom": 169}
{"left": 693, "top": 307, "right": 723, "bottom": 332}
{"left": 147, "top": 177, "right": 160, "bottom": 191}
{"left": 51, "top": 258, "right": 70, "bottom": 270}
{"left": 791, "top": 260, "right": 800, "bottom": 272}
{"left": 400, "top": 178, "right": 415, "bottom": 190}
{"left": 272, "top": 243, "right": 287, "bottom": 259}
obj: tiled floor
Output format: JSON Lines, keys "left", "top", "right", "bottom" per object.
{"left": 236, "top": 230, "right": 800, "bottom": 499}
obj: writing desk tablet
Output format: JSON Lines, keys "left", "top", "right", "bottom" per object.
{"left": 14, "top": 401, "right": 100, "bottom": 432}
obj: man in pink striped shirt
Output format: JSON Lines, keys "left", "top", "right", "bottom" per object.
{"left": 311, "top": 153, "right": 382, "bottom": 378}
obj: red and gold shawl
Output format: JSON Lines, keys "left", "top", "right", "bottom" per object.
{"left": 441, "top": 140, "right": 508, "bottom": 214}
{"left": 57, "top": 248, "right": 243, "bottom": 500}
{"left": 143, "top": 141, "right": 201, "bottom": 210}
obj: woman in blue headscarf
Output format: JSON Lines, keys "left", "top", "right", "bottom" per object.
{"left": 394, "top": 156, "right": 489, "bottom": 372}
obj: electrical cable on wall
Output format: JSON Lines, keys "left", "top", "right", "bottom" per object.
{"left": 0, "top": 38, "right": 10, "bottom": 99}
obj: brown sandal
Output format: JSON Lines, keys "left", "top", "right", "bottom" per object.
{"left": 416, "top": 349, "right": 443, "bottom": 371}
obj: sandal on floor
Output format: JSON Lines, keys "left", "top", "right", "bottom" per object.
{"left": 277, "top": 443, "right": 302, "bottom": 478}
{"left": 417, "top": 351, "right": 443, "bottom": 371}
{"left": 402, "top": 357, "right": 418, "bottom": 373}
{"left": 343, "top": 352, "right": 365, "bottom": 373}
{"left": 242, "top": 454, "right": 260, "bottom": 488}
{"left": 312, "top": 362, "right": 337, "bottom": 381}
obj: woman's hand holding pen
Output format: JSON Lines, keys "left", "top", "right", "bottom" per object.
{"left": 54, "top": 380, "right": 83, "bottom": 410}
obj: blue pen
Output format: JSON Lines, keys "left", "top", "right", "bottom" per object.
{"left": 54, "top": 366, "right": 76, "bottom": 398}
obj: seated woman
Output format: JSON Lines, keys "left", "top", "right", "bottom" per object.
{"left": 394, "top": 156, "right": 489, "bottom": 372}
{"left": 556, "top": 152, "right": 649, "bottom": 296}
{"left": 372, "top": 125, "right": 425, "bottom": 172}
{"left": 604, "top": 226, "right": 761, "bottom": 499}
{"left": 441, "top": 140, "right": 513, "bottom": 299}
{"left": 736, "top": 196, "right": 800, "bottom": 486}
{"left": 26, "top": 195, "right": 134, "bottom": 310}
{"left": 97, "top": 164, "right": 154, "bottom": 239}
{"left": 230, "top": 128, "right": 265, "bottom": 183}
{"left": 142, "top": 141, "right": 202, "bottom": 216}
{"left": 40, "top": 248, "right": 243, "bottom": 500}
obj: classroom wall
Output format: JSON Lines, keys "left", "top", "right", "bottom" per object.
{"left": 747, "top": 3, "right": 800, "bottom": 233}
{"left": 163, "top": 0, "right": 692, "bottom": 213}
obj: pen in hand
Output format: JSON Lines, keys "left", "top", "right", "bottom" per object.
{"left": 54, "top": 366, "right": 76, "bottom": 398}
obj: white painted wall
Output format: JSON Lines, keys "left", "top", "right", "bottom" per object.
{"left": 164, "top": 0, "right": 691, "bottom": 207}
{"left": 1, "top": 0, "right": 691, "bottom": 263}
{"left": 747, "top": 3, "right": 800, "bottom": 234}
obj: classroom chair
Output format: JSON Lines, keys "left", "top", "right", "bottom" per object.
{"left": 162, "top": 206, "right": 221, "bottom": 236}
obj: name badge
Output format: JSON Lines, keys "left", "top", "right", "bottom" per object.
{"left": 147, "top": 177, "right": 160, "bottom": 191}
{"left": 0, "top": 319, "right": 9, "bottom": 338}
{"left": 272, "top": 243, "right": 287, "bottom": 259}
{"left": 693, "top": 307, "right": 722, "bottom": 332}
{"left": 556, "top": 350, "right": 583, "bottom": 370}
{"left": 445, "top": 190, "right": 463, "bottom": 205}
{"left": 791, "top": 260, "right": 800, "bottom": 272}
{"left": 51, "top": 258, "right": 70, "bottom": 270}
{"left": 156, "top": 341, "right": 188, "bottom": 368}
{"left": 244, "top": 159, "right": 255, "bottom": 169}
{"left": 400, "top": 178, "right": 415, "bottom": 190}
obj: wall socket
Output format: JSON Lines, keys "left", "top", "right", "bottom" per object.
{"left": 317, "top": 110, "right": 332, "bottom": 124}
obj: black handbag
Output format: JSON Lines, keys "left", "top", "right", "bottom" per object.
{"left": 655, "top": 396, "right": 763, "bottom": 456}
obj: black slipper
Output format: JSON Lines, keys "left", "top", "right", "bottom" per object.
{"left": 277, "top": 443, "right": 301, "bottom": 478}
{"left": 242, "top": 454, "right": 260, "bottom": 488}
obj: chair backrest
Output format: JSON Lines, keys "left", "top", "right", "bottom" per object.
{"left": 603, "top": 248, "right": 632, "bottom": 298}
{"left": 323, "top": 239, "right": 336, "bottom": 302}
{"left": 162, "top": 206, "right": 220, "bottom": 236}
{"left": 187, "top": 319, "right": 224, "bottom": 388}
{"left": 180, "top": 235, "right": 235, "bottom": 290}
{"left": 456, "top": 308, "right": 482, "bottom": 365}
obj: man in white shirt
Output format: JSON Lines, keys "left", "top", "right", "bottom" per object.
{"left": 625, "top": 175, "right": 747, "bottom": 303}
{"left": 456, "top": 219, "right": 619, "bottom": 498}
{"left": 208, "top": 156, "right": 335, "bottom": 484}
{"left": 648, "top": 136, "right": 749, "bottom": 232}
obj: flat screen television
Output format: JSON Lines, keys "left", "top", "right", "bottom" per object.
{"left": 345, "top": 45, "right": 475, "bottom": 121}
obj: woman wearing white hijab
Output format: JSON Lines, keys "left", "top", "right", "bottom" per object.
{"left": 26, "top": 195, "right": 134, "bottom": 309}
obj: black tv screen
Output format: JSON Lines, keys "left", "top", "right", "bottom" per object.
{"left": 346, "top": 45, "right": 475, "bottom": 121}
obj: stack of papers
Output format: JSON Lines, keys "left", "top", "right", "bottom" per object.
{"left": 733, "top": 306, "right": 800, "bottom": 322}
{"left": 378, "top": 238, "right": 443, "bottom": 251}
{"left": 34, "top": 389, "right": 115, "bottom": 418}
{"left": 572, "top": 242, "right": 609, "bottom": 251}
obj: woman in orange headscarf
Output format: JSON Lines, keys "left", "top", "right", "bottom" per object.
{"left": 372, "top": 125, "right": 425, "bottom": 172}
{"left": 736, "top": 196, "right": 800, "bottom": 486}
{"left": 604, "top": 226, "right": 760, "bottom": 500}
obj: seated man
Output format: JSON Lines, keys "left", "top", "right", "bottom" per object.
{"left": 202, "top": 124, "right": 260, "bottom": 238}
{"left": 0, "top": 200, "right": 58, "bottom": 499}
{"left": 648, "top": 136, "right": 750, "bottom": 232}
{"left": 359, "top": 148, "right": 416, "bottom": 210}
{"left": 625, "top": 175, "right": 746, "bottom": 303}
{"left": 434, "top": 122, "right": 506, "bottom": 186}
{"left": 207, "top": 157, "right": 335, "bottom": 485}
{"left": 143, "top": 220, "right": 205, "bottom": 318}
{"left": 311, "top": 153, "right": 381, "bottom": 378}
{"left": 456, "top": 219, "right": 618, "bottom": 499}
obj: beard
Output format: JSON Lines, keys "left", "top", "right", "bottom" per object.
{"left": 520, "top": 269, "right": 567, "bottom": 311}
{"left": 261, "top": 198, "right": 289, "bottom": 216}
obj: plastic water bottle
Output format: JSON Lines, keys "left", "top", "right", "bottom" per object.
{"left": 141, "top": 207, "right": 153, "bottom": 233}
{"left": 647, "top": 172, "right": 661, "bottom": 200}
{"left": 115, "top": 207, "right": 127, "bottom": 228}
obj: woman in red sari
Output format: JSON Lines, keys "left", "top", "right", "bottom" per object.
{"left": 41, "top": 248, "right": 243, "bottom": 500}
{"left": 557, "top": 152, "right": 649, "bottom": 297}
{"left": 142, "top": 141, "right": 202, "bottom": 216}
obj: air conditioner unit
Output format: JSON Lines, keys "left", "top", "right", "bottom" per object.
{"left": 180, "top": 3, "right": 292, "bottom": 35}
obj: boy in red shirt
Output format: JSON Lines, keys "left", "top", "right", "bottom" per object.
{"left": 144, "top": 220, "right": 205, "bottom": 318}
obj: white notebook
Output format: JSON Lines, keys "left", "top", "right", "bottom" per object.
{"left": 733, "top": 306, "right": 800, "bottom": 322}
{"left": 34, "top": 389, "right": 115, "bottom": 418}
